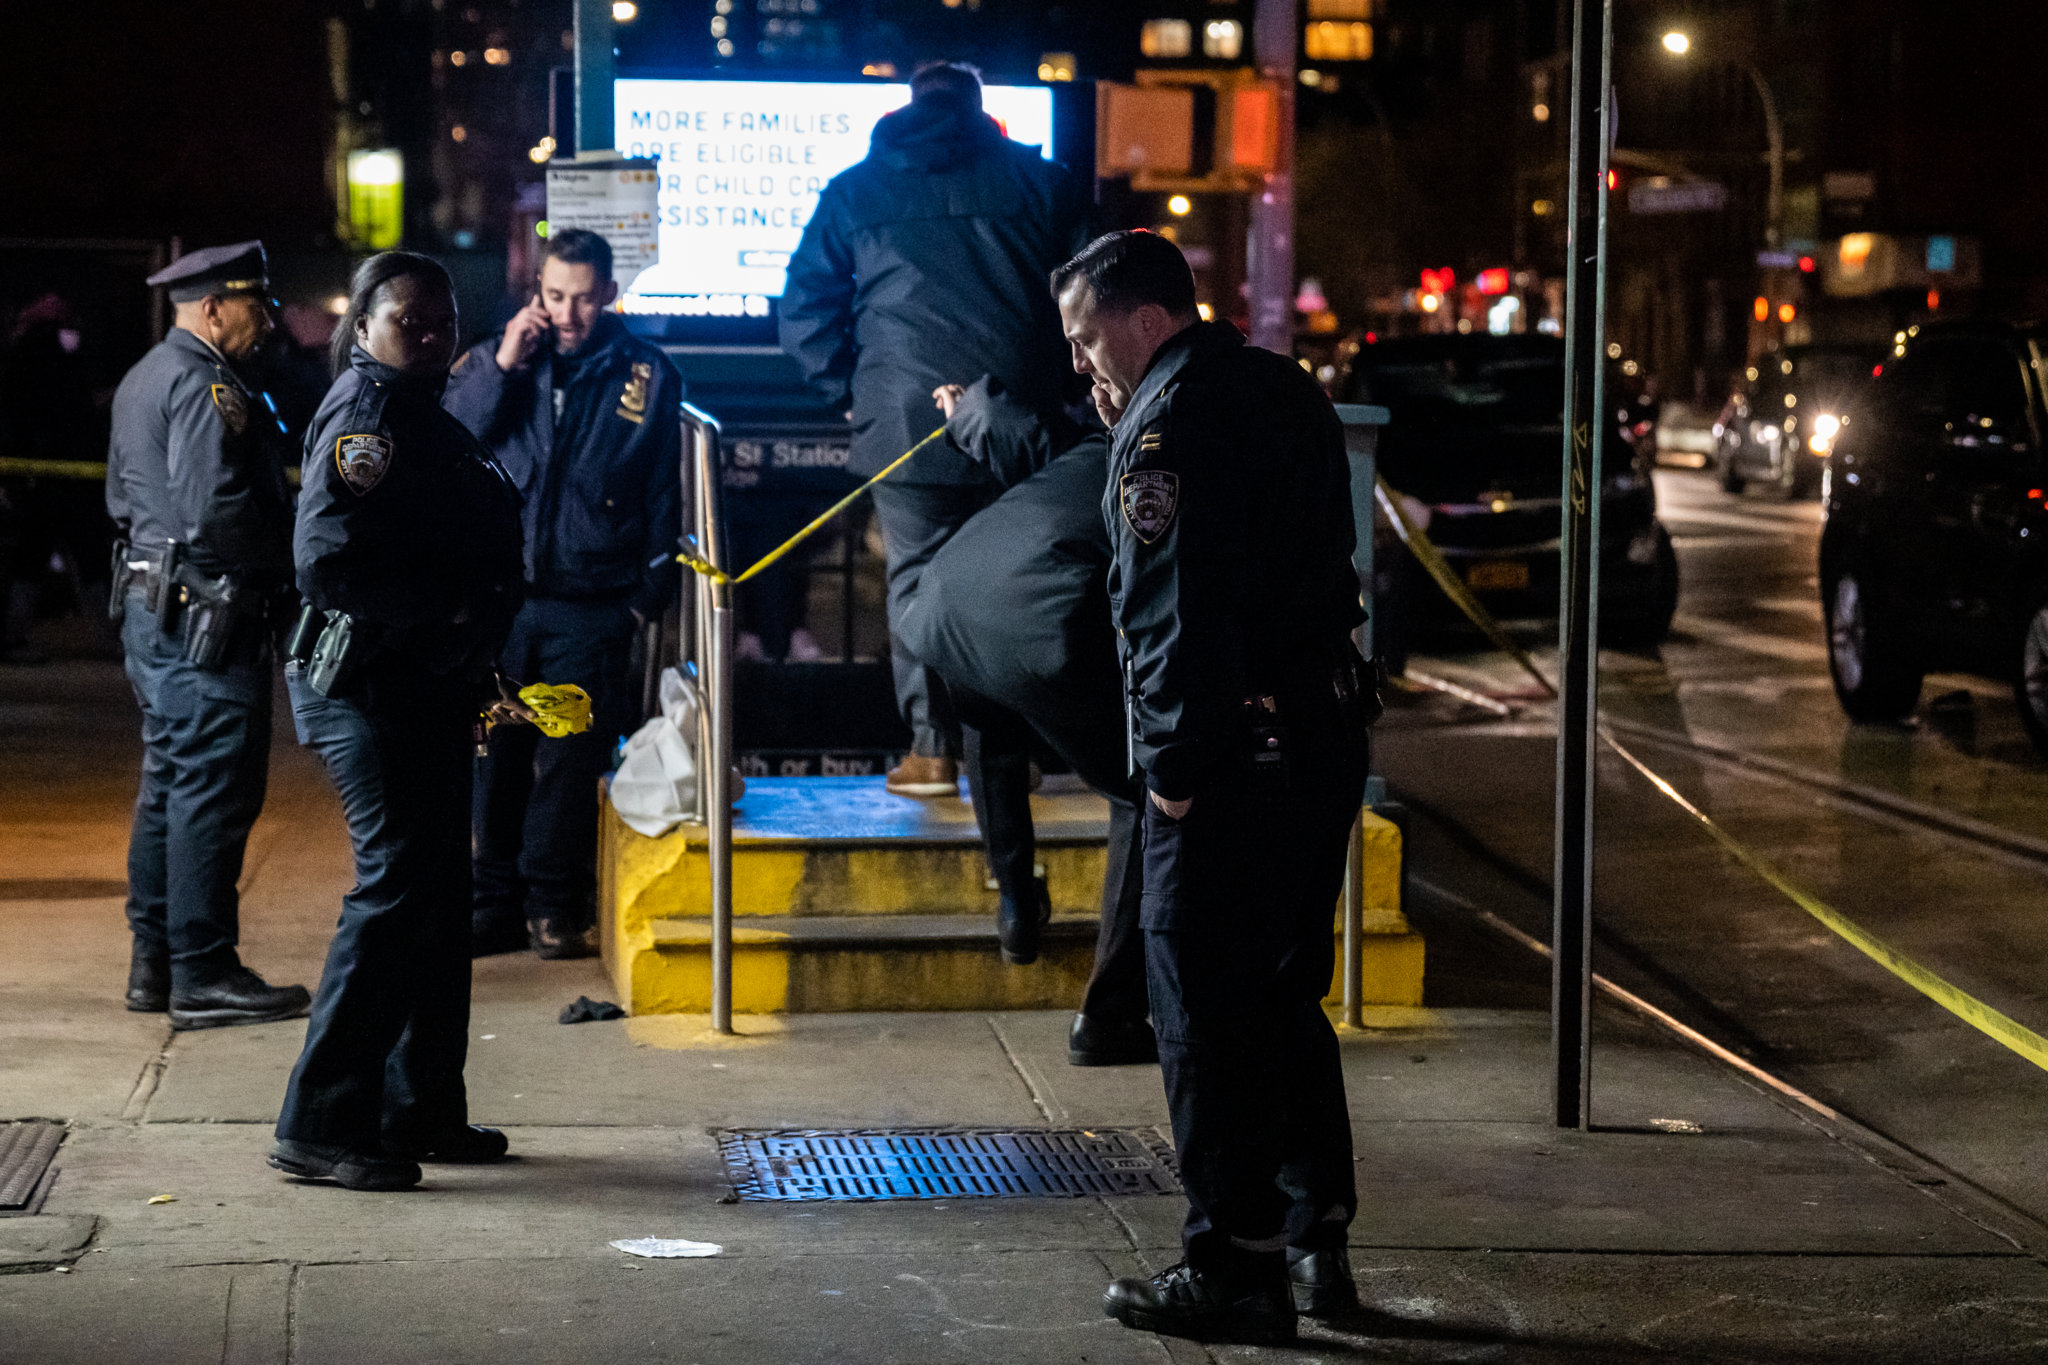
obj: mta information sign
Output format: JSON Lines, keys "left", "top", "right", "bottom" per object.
{"left": 613, "top": 78, "right": 1054, "bottom": 319}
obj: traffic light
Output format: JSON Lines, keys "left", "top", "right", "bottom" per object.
{"left": 1096, "top": 69, "right": 1281, "bottom": 193}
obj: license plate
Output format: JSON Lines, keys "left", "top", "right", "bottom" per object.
{"left": 1466, "top": 560, "right": 1530, "bottom": 591}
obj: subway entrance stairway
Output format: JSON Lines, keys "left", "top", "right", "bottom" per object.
{"left": 598, "top": 775, "right": 1422, "bottom": 1015}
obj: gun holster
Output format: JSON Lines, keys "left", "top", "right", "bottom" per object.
{"left": 108, "top": 539, "right": 132, "bottom": 624}
{"left": 1243, "top": 692, "right": 1292, "bottom": 804}
{"left": 305, "top": 609, "right": 373, "bottom": 697}
{"left": 146, "top": 541, "right": 185, "bottom": 633}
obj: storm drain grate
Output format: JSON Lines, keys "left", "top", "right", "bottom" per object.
{"left": 718, "top": 1127, "right": 1181, "bottom": 1201}
{"left": 0, "top": 1122, "right": 65, "bottom": 1211}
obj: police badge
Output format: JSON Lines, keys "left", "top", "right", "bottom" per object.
{"left": 617, "top": 361, "right": 651, "bottom": 424}
{"left": 209, "top": 383, "right": 249, "bottom": 436}
{"left": 335, "top": 434, "right": 393, "bottom": 495}
{"left": 1120, "top": 469, "right": 1179, "bottom": 544}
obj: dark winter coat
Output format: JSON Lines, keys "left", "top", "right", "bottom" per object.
{"left": 778, "top": 98, "right": 1093, "bottom": 486}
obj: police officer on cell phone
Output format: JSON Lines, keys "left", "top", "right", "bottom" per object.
{"left": 1055, "top": 231, "right": 1379, "bottom": 1346}
{"left": 444, "top": 228, "right": 681, "bottom": 960}
{"left": 106, "top": 241, "right": 311, "bottom": 1029}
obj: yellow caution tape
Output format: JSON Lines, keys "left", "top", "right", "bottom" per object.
{"left": 516, "top": 683, "right": 593, "bottom": 739}
{"left": 1377, "top": 478, "right": 1556, "bottom": 698}
{"left": 678, "top": 425, "right": 948, "bottom": 585}
{"left": 0, "top": 457, "right": 109, "bottom": 481}
{"left": 1385, "top": 478, "right": 2048, "bottom": 1075}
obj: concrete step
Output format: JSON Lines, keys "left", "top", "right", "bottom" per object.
{"left": 600, "top": 776, "right": 1422, "bottom": 1014}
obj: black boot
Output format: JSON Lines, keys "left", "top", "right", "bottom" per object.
{"left": 996, "top": 879, "right": 1052, "bottom": 965}
{"left": 1103, "top": 1258, "right": 1297, "bottom": 1345}
{"left": 169, "top": 966, "right": 312, "bottom": 1031}
{"left": 268, "top": 1139, "right": 421, "bottom": 1192}
{"left": 126, "top": 941, "right": 170, "bottom": 1013}
{"left": 1068, "top": 1013, "right": 1158, "bottom": 1066}
{"left": 1288, "top": 1246, "right": 1360, "bottom": 1316}
{"left": 529, "top": 918, "right": 596, "bottom": 960}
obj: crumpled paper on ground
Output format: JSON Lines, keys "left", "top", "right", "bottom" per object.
{"left": 559, "top": 996, "right": 626, "bottom": 1025}
{"left": 610, "top": 1237, "right": 723, "bottom": 1258}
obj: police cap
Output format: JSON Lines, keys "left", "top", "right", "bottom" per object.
{"left": 146, "top": 241, "right": 269, "bottom": 304}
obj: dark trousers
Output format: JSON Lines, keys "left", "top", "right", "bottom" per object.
{"left": 1141, "top": 722, "right": 1367, "bottom": 1268}
{"left": 956, "top": 687, "right": 1147, "bottom": 1024}
{"left": 867, "top": 482, "right": 996, "bottom": 758}
{"left": 473, "top": 597, "right": 635, "bottom": 934}
{"left": 119, "top": 586, "right": 271, "bottom": 988}
{"left": 277, "top": 666, "right": 475, "bottom": 1152}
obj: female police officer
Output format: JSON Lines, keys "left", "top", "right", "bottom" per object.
{"left": 268, "top": 252, "right": 526, "bottom": 1191}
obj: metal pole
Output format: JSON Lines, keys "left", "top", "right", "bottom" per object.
{"left": 1744, "top": 64, "right": 1784, "bottom": 252}
{"left": 1247, "top": 0, "right": 1297, "bottom": 352}
{"left": 685, "top": 406, "right": 735, "bottom": 1034}
{"left": 1552, "top": 0, "right": 1612, "bottom": 1131}
{"left": 572, "top": 0, "right": 616, "bottom": 157}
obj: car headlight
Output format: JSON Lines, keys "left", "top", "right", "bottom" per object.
{"left": 1808, "top": 413, "right": 1839, "bottom": 455}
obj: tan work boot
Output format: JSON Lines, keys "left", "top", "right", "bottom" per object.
{"left": 885, "top": 753, "right": 959, "bottom": 797}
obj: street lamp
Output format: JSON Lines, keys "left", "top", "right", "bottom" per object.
{"left": 1661, "top": 30, "right": 1782, "bottom": 251}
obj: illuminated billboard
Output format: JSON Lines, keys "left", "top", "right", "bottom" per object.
{"left": 613, "top": 78, "right": 1056, "bottom": 319}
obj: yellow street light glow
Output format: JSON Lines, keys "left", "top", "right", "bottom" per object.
{"left": 1167, "top": 195, "right": 1192, "bottom": 216}
{"left": 1419, "top": 293, "right": 1441, "bottom": 313}
{"left": 612, "top": 1, "right": 638, "bottom": 20}
{"left": 327, "top": 295, "right": 349, "bottom": 316}
{"left": 529, "top": 135, "right": 557, "bottom": 165}
{"left": 1662, "top": 31, "right": 1690, "bottom": 55}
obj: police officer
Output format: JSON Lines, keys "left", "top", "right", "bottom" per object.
{"left": 899, "top": 378, "right": 1152, "bottom": 1066}
{"left": 780, "top": 61, "right": 1092, "bottom": 798}
{"left": 444, "top": 228, "right": 681, "bottom": 959}
{"left": 269, "top": 252, "right": 525, "bottom": 1192}
{"left": 107, "top": 241, "right": 310, "bottom": 1029}
{"left": 1056, "top": 232, "right": 1375, "bottom": 1345}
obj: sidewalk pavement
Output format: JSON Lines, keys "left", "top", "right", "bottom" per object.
{"left": 5, "top": 657, "right": 2047, "bottom": 1363}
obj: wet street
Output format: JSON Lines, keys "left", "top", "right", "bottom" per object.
{"left": 1381, "top": 465, "right": 2048, "bottom": 1243}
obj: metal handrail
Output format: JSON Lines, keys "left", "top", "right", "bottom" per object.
{"left": 680, "top": 403, "right": 735, "bottom": 1034}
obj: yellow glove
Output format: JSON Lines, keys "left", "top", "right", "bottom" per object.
{"left": 518, "top": 683, "right": 593, "bottom": 739}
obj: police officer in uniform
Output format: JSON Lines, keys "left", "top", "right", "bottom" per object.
{"left": 269, "top": 252, "right": 525, "bottom": 1192}
{"left": 107, "top": 241, "right": 311, "bottom": 1028}
{"left": 444, "top": 228, "right": 681, "bottom": 959}
{"left": 1056, "top": 232, "right": 1376, "bottom": 1345}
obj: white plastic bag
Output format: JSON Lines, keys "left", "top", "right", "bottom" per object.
{"left": 608, "top": 668, "right": 702, "bottom": 837}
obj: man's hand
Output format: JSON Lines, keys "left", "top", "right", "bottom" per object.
{"left": 487, "top": 671, "right": 538, "bottom": 727}
{"left": 931, "top": 384, "right": 967, "bottom": 419}
{"left": 1092, "top": 379, "right": 1127, "bottom": 429}
{"left": 1149, "top": 790, "right": 1193, "bottom": 820}
{"left": 495, "top": 294, "right": 551, "bottom": 372}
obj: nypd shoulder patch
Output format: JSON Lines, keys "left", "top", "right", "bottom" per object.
{"left": 335, "top": 433, "right": 393, "bottom": 496}
{"left": 1120, "top": 469, "right": 1179, "bottom": 544}
{"left": 209, "top": 383, "right": 249, "bottom": 436}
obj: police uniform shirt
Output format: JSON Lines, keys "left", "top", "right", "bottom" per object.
{"left": 106, "top": 328, "right": 294, "bottom": 580}
{"left": 296, "top": 347, "right": 524, "bottom": 670}
{"left": 1102, "top": 320, "right": 1363, "bottom": 802}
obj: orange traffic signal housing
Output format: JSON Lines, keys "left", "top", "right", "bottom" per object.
{"left": 1096, "top": 69, "right": 1281, "bottom": 193}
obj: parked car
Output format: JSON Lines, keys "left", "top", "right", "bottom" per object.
{"left": 1820, "top": 322, "right": 2048, "bottom": 752}
{"left": 1715, "top": 344, "right": 1876, "bottom": 498}
{"left": 1344, "top": 333, "right": 1679, "bottom": 665}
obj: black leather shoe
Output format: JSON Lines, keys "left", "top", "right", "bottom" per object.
{"left": 126, "top": 942, "right": 170, "bottom": 1013}
{"left": 388, "top": 1124, "right": 510, "bottom": 1163}
{"left": 529, "top": 919, "right": 596, "bottom": 960}
{"left": 996, "top": 880, "right": 1053, "bottom": 965}
{"left": 1288, "top": 1246, "right": 1360, "bottom": 1316}
{"left": 268, "top": 1139, "right": 421, "bottom": 1191}
{"left": 1068, "top": 1014, "right": 1159, "bottom": 1066}
{"left": 169, "top": 967, "right": 311, "bottom": 1031}
{"left": 1104, "top": 1260, "right": 1297, "bottom": 1345}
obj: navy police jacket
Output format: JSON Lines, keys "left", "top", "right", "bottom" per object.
{"left": 442, "top": 313, "right": 681, "bottom": 621}
{"left": 296, "top": 347, "right": 525, "bottom": 680}
{"left": 1104, "top": 322, "right": 1364, "bottom": 801}
{"left": 779, "top": 98, "right": 1092, "bottom": 485}
{"left": 106, "top": 327, "right": 294, "bottom": 582}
